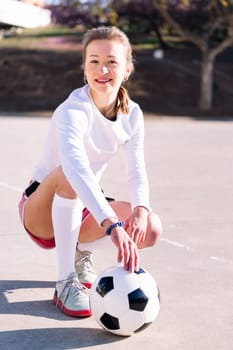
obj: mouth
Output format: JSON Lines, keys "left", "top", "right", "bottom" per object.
{"left": 95, "top": 78, "right": 112, "bottom": 84}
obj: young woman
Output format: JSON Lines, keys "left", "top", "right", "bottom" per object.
{"left": 18, "top": 26, "right": 162, "bottom": 318}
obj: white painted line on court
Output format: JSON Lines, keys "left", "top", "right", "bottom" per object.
{"left": 161, "top": 237, "right": 232, "bottom": 265}
{"left": 160, "top": 238, "right": 190, "bottom": 251}
{"left": 0, "top": 181, "right": 23, "bottom": 192}
{"left": 210, "top": 256, "right": 226, "bottom": 263}
{"left": 210, "top": 256, "right": 233, "bottom": 264}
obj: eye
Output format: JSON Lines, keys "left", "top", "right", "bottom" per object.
{"left": 90, "top": 59, "right": 98, "bottom": 64}
{"left": 109, "top": 60, "right": 117, "bottom": 65}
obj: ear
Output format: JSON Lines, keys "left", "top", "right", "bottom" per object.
{"left": 125, "top": 64, "right": 133, "bottom": 80}
{"left": 124, "top": 67, "right": 131, "bottom": 81}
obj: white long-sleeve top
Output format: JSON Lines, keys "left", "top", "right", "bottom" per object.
{"left": 32, "top": 85, "right": 151, "bottom": 225}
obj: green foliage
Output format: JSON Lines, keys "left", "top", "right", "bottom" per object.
{"left": 22, "top": 25, "right": 79, "bottom": 38}
{"left": 0, "top": 25, "right": 81, "bottom": 49}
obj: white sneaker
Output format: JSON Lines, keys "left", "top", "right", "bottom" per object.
{"left": 53, "top": 272, "right": 91, "bottom": 317}
{"left": 75, "top": 247, "right": 97, "bottom": 289}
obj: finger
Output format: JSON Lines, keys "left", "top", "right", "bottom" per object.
{"left": 132, "top": 242, "right": 139, "bottom": 272}
{"left": 127, "top": 241, "right": 139, "bottom": 273}
{"left": 132, "top": 228, "right": 141, "bottom": 244}
{"left": 129, "top": 225, "right": 137, "bottom": 241}
{"left": 117, "top": 245, "right": 123, "bottom": 263}
{"left": 135, "top": 231, "right": 144, "bottom": 245}
{"left": 133, "top": 230, "right": 139, "bottom": 245}
{"left": 125, "top": 242, "right": 133, "bottom": 272}
{"left": 123, "top": 243, "right": 130, "bottom": 271}
{"left": 134, "top": 246, "right": 140, "bottom": 272}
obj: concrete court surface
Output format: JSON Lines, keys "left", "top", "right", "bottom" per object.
{"left": 0, "top": 113, "right": 233, "bottom": 350}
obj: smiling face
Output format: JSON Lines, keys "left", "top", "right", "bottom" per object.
{"left": 83, "top": 39, "right": 130, "bottom": 104}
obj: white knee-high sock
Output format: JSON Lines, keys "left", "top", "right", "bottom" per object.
{"left": 52, "top": 194, "right": 83, "bottom": 281}
{"left": 78, "top": 236, "right": 112, "bottom": 253}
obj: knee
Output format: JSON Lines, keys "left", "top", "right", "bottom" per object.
{"left": 145, "top": 213, "right": 163, "bottom": 248}
{"left": 54, "top": 166, "right": 77, "bottom": 199}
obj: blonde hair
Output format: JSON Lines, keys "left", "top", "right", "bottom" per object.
{"left": 82, "top": 26, "right": 134, "bottom": 115}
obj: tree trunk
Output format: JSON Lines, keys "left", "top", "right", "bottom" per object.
{"left": 153, "top": 22, "right": 169, "bottom": 49}
{"left": 199, "top": 53, "right": 215, "bottom": 111}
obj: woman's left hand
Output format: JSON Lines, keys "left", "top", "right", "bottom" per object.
{"left": 124, "top": 206, "right": 148, "bottom": 245}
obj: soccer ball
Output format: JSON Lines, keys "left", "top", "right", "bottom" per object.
{"left": 90, "top": 265, "right": 160, "bottom": 336}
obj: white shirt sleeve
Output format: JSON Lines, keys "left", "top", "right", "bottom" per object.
{"left": 54, "top": 107, "right": 117, "bottom": 226}
{"left": 123, "top": 107, "right": 151, "bottom": 211}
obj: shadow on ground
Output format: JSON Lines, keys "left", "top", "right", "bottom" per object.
{"left": 1, "top": 280, "right": 66, "bottom": 320}
{"left": 0, "top": 327, "right": 122, "bottom": 349}
{"left": 0, "top": 279, "right": 124, "bottom": 349}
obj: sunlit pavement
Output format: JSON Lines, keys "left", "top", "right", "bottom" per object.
{"left": 0, "top": 114, "right": 233, "bottom": 350}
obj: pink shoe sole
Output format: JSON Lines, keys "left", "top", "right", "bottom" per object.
{"left": 53, "top": 293, "right": 92, "bottom": 317}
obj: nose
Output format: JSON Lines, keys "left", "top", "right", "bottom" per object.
{"left": 100, "top": 64, "right": 109, "bottom": 74}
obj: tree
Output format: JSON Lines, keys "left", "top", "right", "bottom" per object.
{"left": 111, "top": 0, "right": 168, "bottom": 47}
{"left": 152, "top": 0, "right": 233, "bottom": 111}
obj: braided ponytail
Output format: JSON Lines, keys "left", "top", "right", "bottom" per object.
{"left": 114, "top": 85, "right": 130, "bottom": 115}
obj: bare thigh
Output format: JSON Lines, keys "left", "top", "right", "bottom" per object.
{"left": 23, "top": 180, "right": 55, "bottom": 240}
{"left": 23, "top": 167, "right": 76, "bottom": 240}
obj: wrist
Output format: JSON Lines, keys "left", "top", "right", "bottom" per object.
{"left": 105, "top": 221, "right": 125, "bottom": 236}
{"left": 134, "top": 206, "right": 150, "bottom": 216}
{"left": 101, "top": 217, "right": 118, "bottom": 228}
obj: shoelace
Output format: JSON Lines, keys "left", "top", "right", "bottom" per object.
{"left": 78, "top": 254, "right": 95, "bottom": 273}
{"left": 56, "top": 276, "right": 86, "bottom": 308}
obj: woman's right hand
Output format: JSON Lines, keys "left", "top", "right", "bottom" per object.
{"left": 110, "top": 226, "right": 139, "bottom": 272}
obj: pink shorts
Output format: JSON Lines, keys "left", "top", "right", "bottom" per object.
{"left": 18, "top": 193, "right": 90, "bottom": 250}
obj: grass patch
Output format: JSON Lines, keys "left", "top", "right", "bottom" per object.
{"left": 0, "top": 24, "right": 82, "bottom": 49}
{"left": 0, "top": 24, "right": 186, "bottom": 51}
{"left": 21, "top": 25, "right": 80, "bottom": 38}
